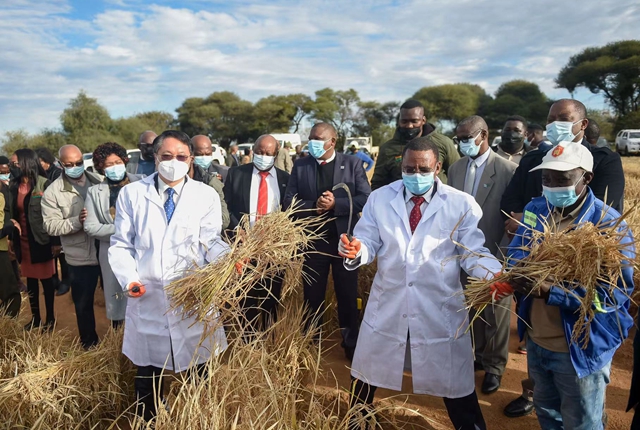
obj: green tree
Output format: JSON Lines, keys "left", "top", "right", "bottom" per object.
{"left": 480, "top": 80, "right": 551, "bottom": 129}
{"left": 176, "top": 91, "right": 253, "bottom": 146}
{"left": 413, "top": 83, "right": 489, "bottom": 124}
{"left": 310, "top": 88, "right": 360, "bottom": 145}
{"left": 59, "top": 91, "right": 115, "bottom": 152}
{"left": 287, "top": 94, "right": 313, "bottom": 133}
{"left": 353, "top": 101, "right": 399, "bottom": 146}
{"left": 135, "top": 111, "right": 175, "bottom": 132}
{"left": 556, "top": 40, "right": 640, "bottom": 116}
{"left": 252, "top": 95, "right": 297, "bottom": 135}
{"left": 615, "top": 110, "right": 640, "bottom": 134}
{"left": 585, "top": 109, "right": 616, "bottom": 142}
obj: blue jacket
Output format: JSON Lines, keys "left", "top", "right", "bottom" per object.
{"left": 351, "top": 151, "right": 374, "bottom": 172}
{"left": 509, "top": 189, "right": 635, "bottom": 378}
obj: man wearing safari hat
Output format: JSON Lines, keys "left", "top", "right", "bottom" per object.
{"left": 493, "top": 141, "right": 635, "bottom": 429}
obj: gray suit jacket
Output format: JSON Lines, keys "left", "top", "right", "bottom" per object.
{"left": 448, "top": 150, "right": 517, "bottom": 257}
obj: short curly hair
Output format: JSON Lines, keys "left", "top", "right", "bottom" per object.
{"left": 92, "top": 142, "right": 128, "bottom": 173}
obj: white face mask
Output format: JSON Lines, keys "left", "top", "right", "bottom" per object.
{"left": 157, "top": 158, "right": 190, "bottom": 182}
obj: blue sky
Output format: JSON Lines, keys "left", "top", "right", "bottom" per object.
{"left": 1, "top": 0, "right": 638, "bottom": 136}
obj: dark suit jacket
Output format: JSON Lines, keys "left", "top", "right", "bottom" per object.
{"left": 283, "top": 152, "right": 371, "bottom": 236}
{"left": 501, "top": 138, "right": 625, "bottom": 214}
{"left": 225, "top": 153, "right": 240, "bottom": 168}
{"left": 223, "top": 164, "right": 290, "bottom": 230}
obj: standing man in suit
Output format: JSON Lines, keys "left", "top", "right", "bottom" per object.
{"left": 224, "top": 135, "right": 290, "bottom": 332}
{"left": 127, "top": 131, "right": 158, "bottom": 176}
{"left": 283, "top": 122, "right": 371, "bottom": 360}
{"left": 191, "top": 135, "right": 229, "bottom": 183}
{"left": 448, "top": 115, "right": 518, "bottom": 395}
{"left": 226, "top": 144, "right": 240, "bottom": 167}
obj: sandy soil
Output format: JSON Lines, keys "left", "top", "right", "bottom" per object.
{"left": 32, "top": 287, "right": 634, "bottom": 429}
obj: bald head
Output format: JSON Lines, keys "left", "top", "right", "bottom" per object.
{"left": 192, "top": 135, "right": 213, "bottom": 156}
{"left": 310, "top": 122, "right": 338, "bottom": 140}
{"left": 457, "top": 115, "right": 488, "bottom": 132}
{"left": 58, "top": 144, "right": 84, "bottom": 175}
{"left": 138, "top": 130, "right": 157, "bottom": 161}
{"left": 254, "top": 135, "right": 278, "bottom": 157}
{"left": 58, "top": 144, "right": 82, "bottom": 159}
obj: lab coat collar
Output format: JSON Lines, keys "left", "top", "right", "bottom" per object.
{"left": 390, "top": 178, "right": 445, "bottom": 237}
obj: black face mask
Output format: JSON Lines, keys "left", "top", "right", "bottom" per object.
{"left": 139, "top": 145, "right": 154, "bottom": 161}
{"left": 398, "top": 127, "right": 421, "bottom": 142}
{"left": 10, "top": 166, "right": 21, "bottom": 179}
{"left": 500, "top": 131, "right": 525, "bottom": 154}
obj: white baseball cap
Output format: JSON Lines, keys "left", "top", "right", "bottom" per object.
{"left": 529, "top": 141, "right": 593, "bottom": 173}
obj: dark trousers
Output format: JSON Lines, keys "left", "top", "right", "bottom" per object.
{"left": 240, "top": 276, "right": 283, "bottom": 334}
{"left": 68, "top": 264, "right": 100, "bottom": 348}
{"left": 350, "top": 379, "right": 486, "bottom": 430}
{"left": 0, "top": 251, "right": 20, "bottom": 318}
{"left": 303, "top": 236, "right": 359, "bottom": 348}
{"left": 26, "top": 277, "right": 55, "bottom": 324}
{"left": 135, "top": 363, "right": 206, "bottom": 421}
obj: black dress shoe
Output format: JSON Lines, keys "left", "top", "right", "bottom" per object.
{"left": 504, "top": 395, "right": 534, "bottom": 418}
{"left": 481, "top": 372, "right": 502, "bottom": 394}
{"left": 55, "top": 282, "right": 71, "bottom": 296}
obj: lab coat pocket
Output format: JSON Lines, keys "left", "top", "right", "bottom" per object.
{"left": 441, "top": 294, "right": 468, "bottom": 340}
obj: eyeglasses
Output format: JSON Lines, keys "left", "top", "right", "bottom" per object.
{"left": 158, "top": 154, "right": 191, "bottom": 162}
{"left": 453, "top": 130, "right": 483, "bottom": 145}
{"left": 61, "top": 161, "right": 84, "bottom": 168}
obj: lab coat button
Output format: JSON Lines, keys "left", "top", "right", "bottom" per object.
{"left": 400, "top": 343, "right": 405, "bottom": 347}
{"left": 164, "top": 325, "right": 168, "bottom": 329}
{"left": 408, "top": 283, "right": 413, "bottom": 287}
{"left": 402, "top": 314, "right": 407, "bottom": 318}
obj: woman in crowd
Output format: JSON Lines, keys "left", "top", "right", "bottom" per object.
{"left": 0, "top": 177, "right": 19, "bottom": 318}
{"left": 84, "top": 142, "right": 142, "bottom": 328}
{"left": 10, "top": 149, "right": 57, "bottom": 330}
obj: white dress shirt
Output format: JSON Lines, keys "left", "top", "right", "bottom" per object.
{"left": 157, "top": 175, "right": 186, "bottom": 205}
{"left": 249, "top": 166, "right": 280, "bottom": 226}
{"left": 466, "top": 149, "right": 491, "bottom": 197}
{"left": 315, "top": 151, "right": 336, "bottom": 165}
{"left": 404, "top": 186, "right": 434, "bottom": 217}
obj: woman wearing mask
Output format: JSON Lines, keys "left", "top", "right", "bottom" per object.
{"left": 9, "top": 149, "right": 57, "bottom": 330}
{"left": 84, "top": 142, "right": 142, "bottom": 328}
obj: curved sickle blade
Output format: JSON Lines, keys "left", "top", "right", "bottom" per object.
{"left": 332, "top": 182, "right": 353, "bottom": 240}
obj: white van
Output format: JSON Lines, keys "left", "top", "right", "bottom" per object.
{"left": 271, "top": 133, "right": 302, "bottom": 155}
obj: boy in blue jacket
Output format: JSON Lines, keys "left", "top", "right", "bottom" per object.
{"left": 501, "top": 141, "right": 634, "bottom": 429}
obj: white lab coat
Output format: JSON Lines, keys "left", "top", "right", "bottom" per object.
{"left": 347, "top": 179, "right": 502, "bottom": 398}
{"left": 108, "top": 174, "right": 228, "bottom": 372}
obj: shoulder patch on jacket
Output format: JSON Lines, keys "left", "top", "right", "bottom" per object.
{"left": 523, "top": 210, "right": 537, "bottom": 228}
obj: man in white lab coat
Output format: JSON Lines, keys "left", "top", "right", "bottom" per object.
{"left": 339, "top": 136, "right": 503, "bottom": 430}
{"left": 109, "top": 130, "right": 228, "bottom": 421}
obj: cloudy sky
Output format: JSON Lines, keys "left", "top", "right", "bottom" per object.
{"left": 1, "top": 0, "right": 639, "bottom": 134}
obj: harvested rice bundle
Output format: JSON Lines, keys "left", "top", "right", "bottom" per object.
{"left": 0, "top": 326, "right": 135, "bottom": 429}
{"left": 165, "top": 200, "right": 327, "bottom": 328}
{"left": 463, "top": 214, "right": 635, "bottom": 349}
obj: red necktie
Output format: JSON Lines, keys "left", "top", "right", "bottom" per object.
{"left": 409, "top": 196, "right": 425, "bottom": 234}
{"left": 257, "top": 171, "right": 270, "bottom": 217}
{"left": 320, "top": 161, "right": 327, "bottom": 165}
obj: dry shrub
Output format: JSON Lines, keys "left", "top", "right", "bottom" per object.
{"left": 463, "top": 209, "right": 635, "bottom": 348}
{"left": 0, "top": 314, "right": 135, "bottom": 429}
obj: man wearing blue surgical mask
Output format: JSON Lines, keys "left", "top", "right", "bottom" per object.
{"left": 449, "top": 115, "right": 518, "bottom": 395}
{"left": 501, "top": 100, "right": 625, "bottom": 418}
{"left": 41, "top": 144, "right": 102, "bottom": 349}
{"left": 500, "top": 141, "right": 633, "bottom": 430}
{"left": 283, "top": 122, "right": 371, "bottom": 361}
{"left": 223, "top": 134, "right": 290, "bottom": 334}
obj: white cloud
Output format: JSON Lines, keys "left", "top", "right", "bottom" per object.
{"left": 0, "top": 0, "right": 639, "bottom": 135}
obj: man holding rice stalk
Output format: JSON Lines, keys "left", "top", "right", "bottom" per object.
{"left": 109, "top": 130, "right": 229, "bottom": 421}
{"left": 339, "top": 136, "right": 505, "bottom": 430}
{"left": 488, "top": 141, "right": 635, "bottom": 429}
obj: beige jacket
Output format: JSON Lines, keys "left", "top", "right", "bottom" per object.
{"left": 42, "top": 171, "right": 102, "bottom": 266}
{"left": 275, "top": 148, "right": 293, "bottom": 173}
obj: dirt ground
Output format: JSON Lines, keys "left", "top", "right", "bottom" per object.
{"left": 33, "top": 287, "right": 634, "bottom": 429}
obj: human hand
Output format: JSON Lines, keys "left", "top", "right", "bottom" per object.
{"left": 51, "top": 245, "right": 62, "bottom": 258}
{"left": 10, "top": 219, "right": 21, "bottom": 236}
{"left": 79, "top": 208, "right": 88, "bottom": 224}
{"left": 504, "top": 212, "right": 522, "bottom": 239}
{"left": 510, "top": 275, "right": 553, "bottom": 298}
{"left": 338, "top": 234, "right": 361, "bottom": 259}
{"left": 318, "top": 191, "right": 335, "bottom": 211}
{"left": 234, "top": 258, "right": 250, "bottom": 275}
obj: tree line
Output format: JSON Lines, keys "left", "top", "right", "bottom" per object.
{"left": 2, "top": 40, "right": 638, "bottom": 155}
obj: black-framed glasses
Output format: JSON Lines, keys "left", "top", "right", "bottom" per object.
{"left": 61, "top": 161, "right": 84, "bottom": 168}
{"left": 158, "top": 154, "right": 191, "bottom": 162}
{"left": 453, "top": 130, "right": 483, "bottom": 145}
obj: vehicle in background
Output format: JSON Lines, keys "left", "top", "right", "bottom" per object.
{"left": 615, "top": 129, "right": 640, "bottom": 155}
{"left": 344, "top": 136, "right": 372, "bottom": 153}
{"left": 271, "top": 133, "right": 302, "bottom": 155}
{"left": 237, "top": 143, "right": 253, "bottom": 156}
{"left": 83, "top": 153, "right": 94, "bottom": 172}
{"left": 126, "top": 149, "right": 141, "bottom": 166}
{"left": 491, "top": 136, "right": 501, "bottom": 150}
{"left": 211, "top": 144, "right": 226, "bottom": 164}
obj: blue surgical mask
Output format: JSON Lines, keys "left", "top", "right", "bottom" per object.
{"left": 194, "top": 155, "right": 213, "bottom": 169}
{"left": 524, "top": 137, "right": 531, "bottom": 147}
{"left": 253, "top": 154, "right": 275, "bottom": 171}
{"left": 542, "top": 174, "right": 585, "bottom": 208}
{"left": 546, "top": 120, "right": 583, "bottom": 145}
{"left": 104, "top": 164, "right": 126, "bottom": 182}
{"left": 308, "top": 139, "right": 328, "bottom": 159}
{"left": 402, "top": 172, "right": 435, "bottom": 196}
{"left": 458, "top": 131, "right": 482, "bottom": 157}
{"left": 0, "top": 173, "right": 9, "bottom": 182}
{"left": 64, "top": 165, "right": 85, "bottom": 179}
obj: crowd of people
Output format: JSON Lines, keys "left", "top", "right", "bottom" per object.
{"left": 0, "top": 97, "right": 637, "bottom": 429}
